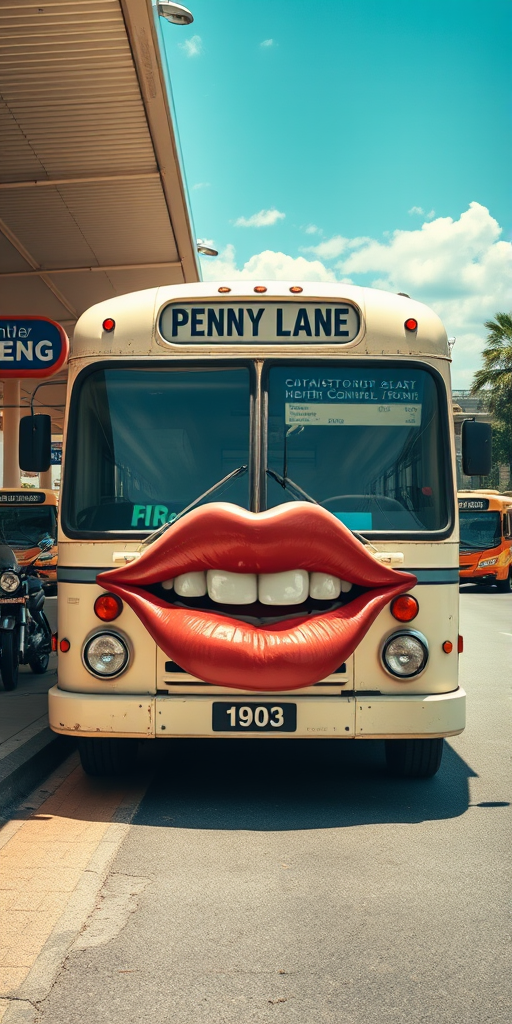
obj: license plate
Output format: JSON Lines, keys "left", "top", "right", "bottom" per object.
{"left": 212, "top": 702, "right": 297, "bottom": 732}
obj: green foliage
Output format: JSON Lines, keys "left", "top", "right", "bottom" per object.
{"left": 471, "top": 313, "right": 512, "bottom": 484}
{"left": 471, "top": 312, "right": 512, "bottom": 424}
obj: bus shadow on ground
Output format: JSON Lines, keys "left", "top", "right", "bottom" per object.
{"left": 133, "top": 737, "right": 475, "bottom": 831}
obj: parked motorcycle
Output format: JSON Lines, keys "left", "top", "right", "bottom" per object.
{"left": 0, "top": 536, "right": 53, "bottom": 691}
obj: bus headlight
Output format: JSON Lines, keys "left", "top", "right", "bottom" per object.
{"left": 382, "top": 630, "right": 428, "bottom": 678}
{"left": 83, "top": 632, "right": 129, "bottom": 678}
{"left": 0, "top": 571, "right": 20, "bottom": 594}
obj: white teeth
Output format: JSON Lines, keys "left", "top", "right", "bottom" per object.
{"left": 206, "top": 570, "right": 257, "bottom": 605}
{"left": 258, "top": 569, "right": 309, "bottom": 606}
{"left": 167, "top": 569, "right": 352, "bottom": 605}
{"left": 309, "top": 572, "right": 342, "bottom": 600}
{"left": 174, "top": 571, "right": 207, "bottom": 598}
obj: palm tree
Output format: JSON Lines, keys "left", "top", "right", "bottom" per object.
{"left": 471, "top": 312, "right": 512, "bottom": 422}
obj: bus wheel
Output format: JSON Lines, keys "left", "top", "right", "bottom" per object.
{"left": 496, "top": 571, "right": 512, "bottom": 593}
{"left": 77, "top": 738, "right": 138, "bottom": 777}
{"left": 385, "top": 738, "right": 444, "bottom": 778}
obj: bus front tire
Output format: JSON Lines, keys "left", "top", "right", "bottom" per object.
{"left": 77, "top": 737, "right": 138, "bottom": 777}
{"left": 496, "top": 571, "right": 512, "bottom": 593}
{"left": 385, "top": 738, "right": 444, "bottom": 779}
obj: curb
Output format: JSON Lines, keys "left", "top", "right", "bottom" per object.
{"left": 0, "top": 728, "right": 75, "bottom": 814}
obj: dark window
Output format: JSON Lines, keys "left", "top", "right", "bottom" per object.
{"left": 0, "top": 507, "right": 56, "bottom": 549}
{"left": 459, "top": 512, "right": 501, "bottom": 551}
{"left": 64, "top": 366, "right": 251, "bottom": 533}
{"left": 265, "top": 364, "right": 450, "bottom": 533}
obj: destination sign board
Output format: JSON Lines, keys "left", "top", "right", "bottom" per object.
{"left": 0, "top": 317, "right": 69, "bottom": 377}
{"left": 458, "top": 498, "right": 489, "bottom": 511}
{"left": 159, "top": 302, "right": 360, "bottom": 344}
{"left": 0, "top": 491, "right": 46, "bottom": 504}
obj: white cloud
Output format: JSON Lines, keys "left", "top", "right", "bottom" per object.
{"left": 179, "top": 35, "right": 202, "bottom": 57}
{"left": 200, "top": 244, "right": 336, "bottom": 283}
{"left": 302, "top": 234, "right": 349, "bottom": 259}
{"left": 335, "top": 203, "right": 512, "bottom": 385}
{"left": 304, "top": 224, "right": 321, "bottom": 235}
{"left": 192, "top": 182, "right": 210, "bottom": 191}
{"left": 408, "top": 206, "right": 424, "bottom": 216}
{"left": 234, "top": 208, "right": 285, "bottom": 228}
{"left": 260, "top": 39, "right": 275, "bottom": 47}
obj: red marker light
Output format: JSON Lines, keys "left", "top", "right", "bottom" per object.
{"left": 59, "top": 638, "right": 70, "bottom": 653}
{"left": 442, "top": 640, "right": 453, "bottom": 654}
{"left": 94, "top": 593, "right": 123, "bottom": 621}
{"left": 458, "top": 635, "right": 464, "bottom": 653}
{"left": 391, "top": 595, "right": 419, "bottom": 622}
{"left": 290, "top": 286, "right": 303, "bottom": 293}
{"left": 405, "top": 318, "right": 418, "bottom": 332}
{"left": 254, "top": 285, "right": 267, "bottom": 293}
{"left": 102, "top": 318, "right": 115, "bottom": 332}
{"left": 218, "top": 286, "right": 231, "bottom": 293}
{"left": 51, "top": 634, "right": 58, "bottom": 652}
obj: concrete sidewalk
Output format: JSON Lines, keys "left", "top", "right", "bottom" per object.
{"left": 0, "top": 598, "right": 73, "bottom": 812}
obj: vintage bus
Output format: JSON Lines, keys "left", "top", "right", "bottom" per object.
{"left": 458, "top": 490, "right": 512, "bottom": 590}
{"left": 0, "top": 488, "right": 58, "bottom": 589}
{"left": 23, "top": 283, "right": 487, "bottom": 779}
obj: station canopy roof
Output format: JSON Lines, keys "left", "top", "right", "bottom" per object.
{"left": 0, "top": 0, "right": 200, "bottom": 431}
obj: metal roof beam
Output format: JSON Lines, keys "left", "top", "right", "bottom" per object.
{"left": 0, "top": 172, "right": 161, "bottom": 189}
{"left": 0, "top": 216, "right": 78, "bottom": 319}
{"left": 0, "top": 260, "right": 182, "bottom": 277}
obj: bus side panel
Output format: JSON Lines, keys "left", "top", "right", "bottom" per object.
{"left": 57, "top": 582, "right": 157, "bottom": 694}
{"left": 355, "top": 583, "right": 459, "bottom": 694}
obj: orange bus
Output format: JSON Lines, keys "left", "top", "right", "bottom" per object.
{"left": 0, "top": 489, "right": 58, "bottom": 591}
{"left": 458, "top": 490, "right": 512, "bottom": 591}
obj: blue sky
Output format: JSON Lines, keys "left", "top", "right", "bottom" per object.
{"left": 159, "top": 0, "right": 512, "bottom": 387}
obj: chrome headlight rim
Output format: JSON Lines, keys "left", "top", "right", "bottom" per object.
{"left": 82, "top": 630, "right": 130, "bottom": 679}
{"left": 0, "top": 570, "right": 21, "bottom": 594}
{"left": 381, "top": 628, "right": 429, "bottom": 680}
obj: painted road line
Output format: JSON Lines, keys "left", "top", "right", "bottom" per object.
{"left": 0, "top": 754, "right": 150, "bottom": 1017}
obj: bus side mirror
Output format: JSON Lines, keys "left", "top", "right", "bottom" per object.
{"left": 461, "top": 420, "right": 492, "bottom": 477}
{"left": 19, "top": 415, "right": 52, "bottom": 473}
{"left": 504, "top": 511, "right": 512, "bottom": 541}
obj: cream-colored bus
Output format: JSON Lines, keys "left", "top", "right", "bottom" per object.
{"left": 22, "top": 283, "right": 489, "bottom": 779}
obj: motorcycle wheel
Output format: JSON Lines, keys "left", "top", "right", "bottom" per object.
{"left": 29, "top": 653, "right": 50, "bottom": 674}
{"left": 1, "top": 631, "right": 19, "bottom": 691}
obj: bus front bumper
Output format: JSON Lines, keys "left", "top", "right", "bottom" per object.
{"left": 48, "top": 685, "right": 466, "bottom": 740}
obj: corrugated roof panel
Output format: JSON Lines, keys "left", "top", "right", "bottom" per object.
{"left": 0, "top": 0, "right": 199, "bottom": 331}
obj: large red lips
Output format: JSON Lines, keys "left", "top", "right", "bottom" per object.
{"left": 98, "top": 502, "right": 416, "bottom": 691}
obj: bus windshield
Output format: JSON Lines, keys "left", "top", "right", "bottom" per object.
{"left": 459, "top": 511, "right": 501, "bottom": 551}
{"left": 266, "top": 364, "right": 449, "bottom": 532}
{"left": 65, "top": 366, "right": 251, "bottom": 533}
{"left": 0, "top": 507, "right": 57, "bottom": 549}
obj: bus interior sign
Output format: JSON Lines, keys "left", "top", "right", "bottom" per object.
{"left": 159, "top": 302, "right": 360, "bottom": 344}
{"left": 458, "top": 498, "right": 489, "bottom": 511}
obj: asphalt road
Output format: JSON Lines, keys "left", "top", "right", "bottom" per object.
{"left": 27, "top": 590, "right": 512, "bottom": 1023}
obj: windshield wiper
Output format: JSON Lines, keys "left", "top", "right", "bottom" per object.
{"left": 140, "top": 465, "right": 248, "bottom": 548}
{"left": 266, "top": 468, "right": 319, "bottom": 505}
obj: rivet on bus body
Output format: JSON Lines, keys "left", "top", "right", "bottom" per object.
{"left": 404, "top": 318, "right": 418, "bottom": 332}
{"left": 59, "top": 638, "right": 71, "bottom": 653}
{"left": 218, "top": 286, "right": 231, "bottom": 293}
{"left": 102, "top": 318, "right": 115, "bottom": 332}
{"left": 289, "top": 286, "right": 303, "bottom": 293}
{"left": 442, "top": 641, "right": 453, "bottom": 653}
{"left": 254, "top": 285, "right": 267, "bottom": 293}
